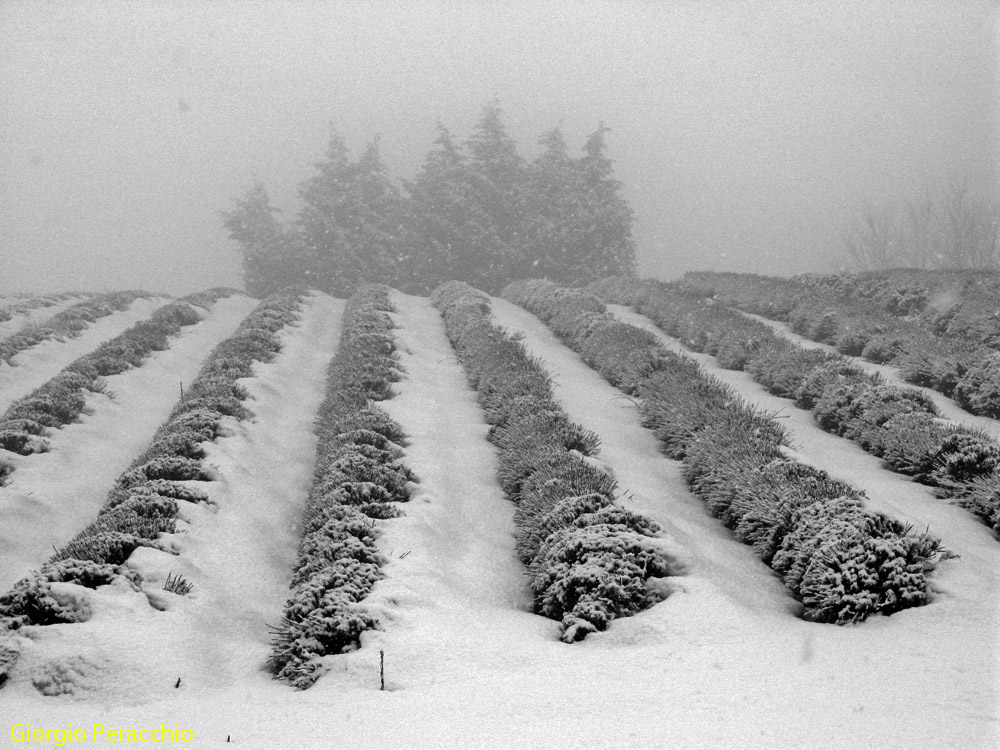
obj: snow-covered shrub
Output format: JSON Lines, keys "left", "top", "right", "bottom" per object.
{"left": 328, "top": 404, "right": 408, "bottom": 445}
{"left": 872, "top": 412, "right": 948, "bottom": 479}
{"left": 49, "top": 531, "right": 157, "bottom": 566}
{"left": 436, "top": 280, "right": 675, "bottom": 641}
{"left": 858, "top": 329, "right": 908, "bottom": 363}
{"left": 713, "top": 325, "right": 772, "bottom": 370}
{"left": 0, "top": 288, "right": 307, "bottom": 671}
{"left": 894, "top": 342, "right": 967, "bottom": 397}
{"left": 493, "top": 409, "right": 600, "bottom": 458}
{"left": 530, "top": 523, "right": 672, "bottom": 642}
{"left": 793, "top": 361, "right": 879, "bottom": 411}
{"left": 130, "top": 432, "right": 207, "bottom": 466}
{"left": 797, "top": 514, "right": 941, "bottom": 623}
{"left": 680, "top": 420, "right": 824, "bottom": 563}
{"left": 638, "top": 368, "right": 757, "bottom": 459}
{"left": 0, "top": 294, "right": 240, "bottom": 463}
{"left": 0, "top": 418, "right": 47, "bottom": 437}
{"left": 843, "top": 385, "right": 938, "bottom": 450}
{"left": 513, "top": 463, "right": 618, "bottom": 563}
{"left": 503, "top": 278, "right": 604, "bottom": 329}
{"left": 515, "top": 493, "right": 615, "bottom": 565}
{"left": 769, "top": 496, "right": 868, "bottom": 593}
{"left": 0, "top": 429, "right": 47, "bottom": 454}
{"left": 957, "top": 472, "right": 1000, "bottom": 533}
{"left": 119, "top": 456, "right": 212, "bottom": 486}
{"left": 74, "top": 494, "right": 178, "bottom": 540}
{"left": 929, "top": 428, "right": 1000, "bottom": 489}
{"left": 270, "top": 588, "right": 380, "bottom": 689}
{"left": 575, "top": 321, "right": 663, "bottom": 394}
{"left": 292, "top": 530, "right": 381, "bottom": 588}
{"left": 587, "top": 274, "right": 1000, "bottom": 530}
{"left": 0, "top": 291, "right": 145, "bottom": 364}
{"left": 318, "top": 451, "right": 411, "bottom": 504}
{"left": 832, "top": 319, "right": 883, "bottom": 357}
{"left": 0, "top": 574, "right": 92, "bottom": 629}
{"left": 584, "top": 276, "right": 658, "bottom": 306}
{"left": 813, "top": 381, "right": 936, "bottom": 439}
{"left": 274, "top": 285, "right": 412, "bottom": 688}
{"left": 171, "top": 394, "right": 252, "bottom": 421}
{"left": 5, "top": 389, "right": 87, "bottom": 432}
{"left": 105, "top": 479, "right": 209, "bottom": 510}
{"left": 155, "top": 408, "right": 221, "bottom": 443}
{"left": 954, "top": 352, "right": 1000, "bottom": 418}
{"left": 515, "top": 276, "right": 944, "bottom": 623}
{"left": 745, "top": 341, "right": 832, "bottom": 399}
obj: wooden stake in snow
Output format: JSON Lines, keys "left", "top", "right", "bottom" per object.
{"left": 380, "top": 650, "right": 385, "bottom": 691}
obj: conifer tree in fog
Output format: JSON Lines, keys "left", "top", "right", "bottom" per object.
{"left": 574, "top": 125, "right": 637, "bottom": 279}
{"left": 462, "top": 100, "right": 535, "bottom": 290}
{"left": 528, "top": 126, "right": 582, "bottom": 283}
{"left": 221, "top": 102, "right": 638, "bottom": 295}
{"left": 398, "top": 125, "right": 493, "bottom": 293}
{"left": 296, "top": 129, "right": 403, "bottom": 295}
{"left": 219, "top": 181, "right": 301, "bottom": 297}
{"left": 525, "top": 124, "right": 636, "bottom": 283}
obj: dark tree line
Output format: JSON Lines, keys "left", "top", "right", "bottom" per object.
{"left": 221, "top": 102, "right": 636, "bottom": 296}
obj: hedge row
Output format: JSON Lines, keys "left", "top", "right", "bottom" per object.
{"left": 0, "top": 289, "right": 241, "bottom": 479}
{"left": 681, "top": 272, "right": 1000, "bottom": 418}
{"left": 506, "top": 278, "right": 946, "bottom": 624}
{"left": 589, "top": 277, "right": 1000, "bottom": 535}
{"left": 0, "top": 288, "right": 306, "bottom": 637}
{"left": 0, "top": 293, "right": 78, "bottom": 328}
{"left": 0, "top": 291, "right": 147, "bottom": 364}
{"left": 794, "top": 270, "right": 1000, "bottom": 349}
{"left": 270, "top": 284, "right": 413, "bottom": 689}
{"left": 432, "top": 280, "right": 676, "bottom": 642}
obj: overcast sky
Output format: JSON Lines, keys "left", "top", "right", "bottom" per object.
{"left": 1, "top": 0, "right": 997, "bottom": 295}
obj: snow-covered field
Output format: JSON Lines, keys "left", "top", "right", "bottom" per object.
{"left": 1, "top": 290, "right": 997, "bottom": 749}
{"left": 0, "top": 297, "right": 169, "bottom": 415}
{"left": 0, "top": 296, "right": 88, "bottom": 342}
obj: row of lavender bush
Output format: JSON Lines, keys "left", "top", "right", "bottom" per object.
{"left": 0, "top": 289, "right": 238, "bottom": 480}
{"left": 683, "top": 271, "right": 1000, "bottom": 418}
{"left": 0, "top": 291, "right": 147, "bottom": 364}
{"left": 788, "top": 270, "right": 1000, "bottom": 348}
{"left": 270, "top": 284, "right": 414, "bottom": 689}
{"left": 0, "top": 293, "right": 79, "bottom": 329}
{"left": 0, "top": 289, "right": 304, "bottom": 642}
{"left": 505, "top": 278, "right": 946, "bottom": 624}
{"left": 589, "top": 277, "right": 1000, "bottom": 535}
{"left": 432, "top": 280, "right": 676, "bottom": 642}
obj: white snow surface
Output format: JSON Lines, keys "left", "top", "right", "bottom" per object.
{"left": 0, "top": 294, "right": 257, "bottom": 592}
{"left": 0, "top": 291, "right": 996, "bottom": 750}
{"left": 0, "top": 296, "right": 89, "bottom": 341}
{"left": 0, "top": 296, "right": 171, "bottom": 414}
{"left": 739, "top": 310, "right": 1000, "bottom": 443}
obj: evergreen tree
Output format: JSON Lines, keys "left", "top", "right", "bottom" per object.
{"left": 528, "top": 126, "right": 583, "bottom": 283}
{"left": 296, "top": 130, "right": 403, "bottom": 295}
{"left": 221, "top": 105, "right": 639, "bottom": 296}
{"left": 295, "top": 128, "right": 353, "bottom": 293}
{"left": 576, "top": 125, "right": 637, "bottom": 279}
{"left": 399, "top": 125, "right": 493, "bottom": 292}
{"left": 219, "top": 181, "right": 301, "bottom": 297}
{"left": 464, "top": 100, "right": 535, "bottom": 290}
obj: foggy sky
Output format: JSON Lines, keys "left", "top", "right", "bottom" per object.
{"left": 1, "top": 0, "right": 997, "bottom": 295}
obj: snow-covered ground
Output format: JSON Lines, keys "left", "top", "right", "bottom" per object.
{"left": 740, "top": 310, "right": 1000, "bottom": 443}
{"left": 0, "top": 296, "right": 88, "bottom": 341}
{"left": 1, "top": 291, "right": 996, "bottom": 750}
{"left": 0, "top": 294, "right": 256, "bottom": 592}
{"left": 0, "top": 296, "right": 170, "bottom": 414}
